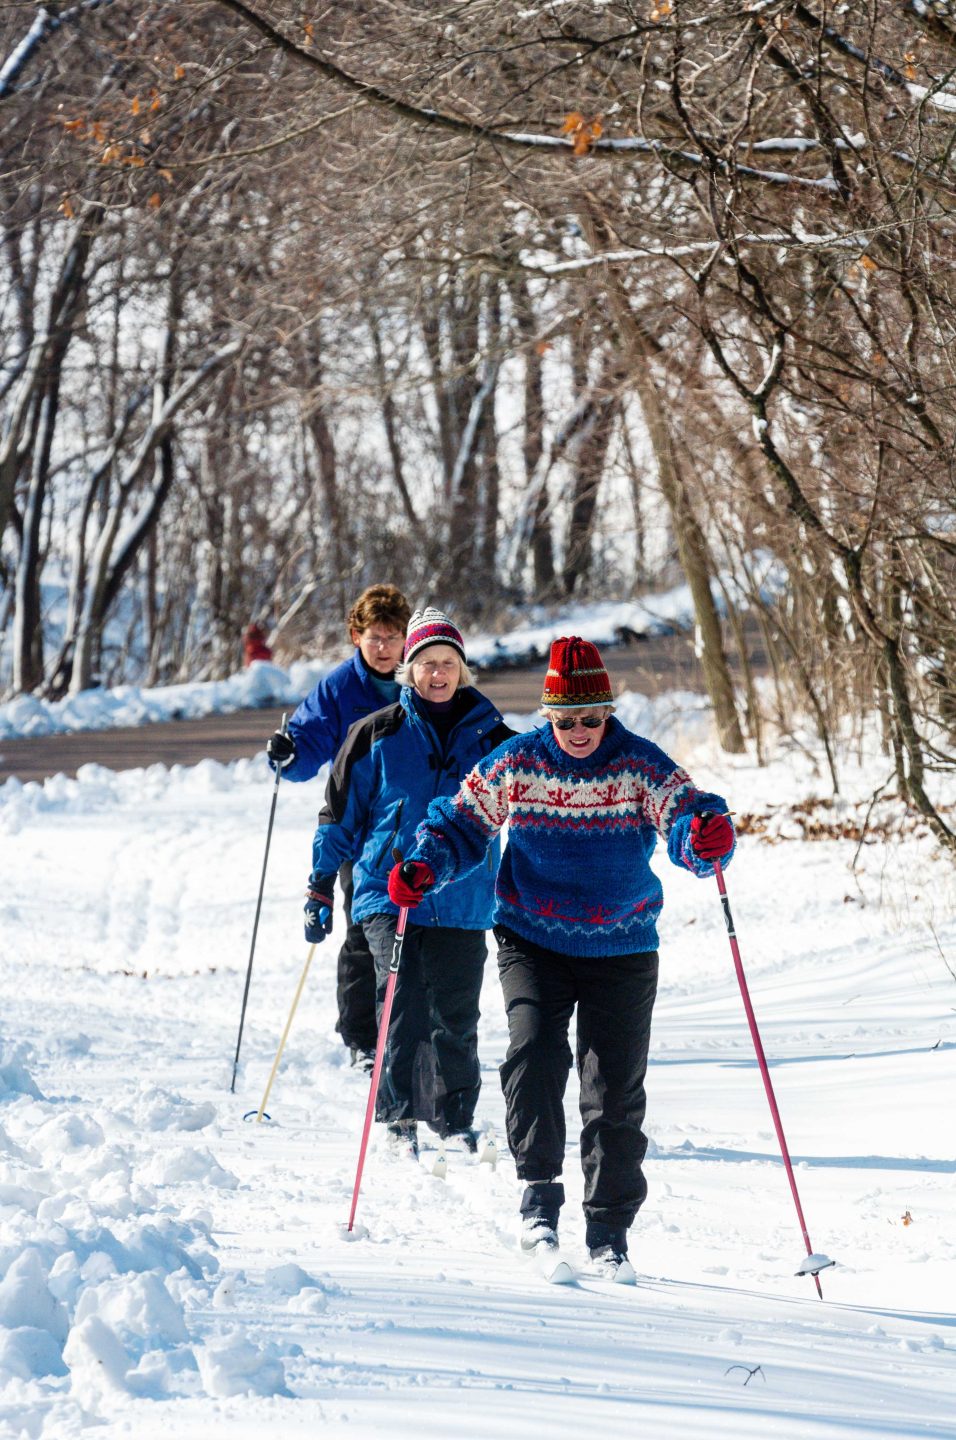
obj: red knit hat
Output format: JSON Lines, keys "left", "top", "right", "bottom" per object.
{"left": 541, "top": 636, "right": 614, "bottom": 709}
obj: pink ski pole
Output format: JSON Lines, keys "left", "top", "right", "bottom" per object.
{"left": 713, "top": 857, "right": 833, "bottom": 1297}
{"left": 347, "top": 906, "right": 409, "bottom": 1233}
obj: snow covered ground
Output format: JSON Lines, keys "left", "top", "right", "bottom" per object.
{"left": 2, "top": 688, "right": 955, "bottom": 1437}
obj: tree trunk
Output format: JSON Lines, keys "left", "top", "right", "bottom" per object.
{"left": 365, "top": 301, "right": 419, "bottom": 530}
{"left": 11, "top": 214, "right": 100, "bottom": 691}
{"left": 562, "top": 373, "right": 621, "bottom": 596}
{"left": 591, "top": 248, "right": 745, "bottom": 750}
{"left": 510, "top": 272, "right": 554, "bottom": 597}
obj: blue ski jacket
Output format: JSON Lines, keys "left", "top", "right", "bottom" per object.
{"left": 311, "top": 687, "right": 513, "bottom": 929}
{"left": 274, "top": 650, "right": 399, "bottom": 782}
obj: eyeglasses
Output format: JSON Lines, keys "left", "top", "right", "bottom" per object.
{"left": 364, "top": 633, "right": 403, "bottom": 648}
{"left": 551, "top": 714, "right": 606, "bottom": 731}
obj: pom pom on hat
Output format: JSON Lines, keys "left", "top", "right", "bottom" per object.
{"left": 404, "top": 607, "right": 466, "bottom": 665}
{"left": 541, "top": 636, "right": 614, "bottom": 709}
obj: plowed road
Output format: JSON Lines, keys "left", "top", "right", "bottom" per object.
{"left": 0, "top": 635, "right": 708, "bottom": 783}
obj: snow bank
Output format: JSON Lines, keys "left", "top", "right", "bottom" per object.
{"left": 0, "top": 660, "right": 329, "bottom": 741}
{"left": 0, "top": 1037, "right": 297, "bottom": 1417}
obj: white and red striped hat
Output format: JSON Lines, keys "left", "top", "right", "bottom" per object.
{"left": 403, "top": 607, "right": 466, "bottom": 665}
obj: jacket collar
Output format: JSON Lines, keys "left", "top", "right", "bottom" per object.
{"left": 401, "top": 684, "right": 502, "bottom": 734}
{"left": 351, "top": 647, "right": 398, "bottom": 696}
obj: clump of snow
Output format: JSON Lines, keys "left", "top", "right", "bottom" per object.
{"left": 194, "top": 1330, "right": 290, "bottom": 1398}
{"left": 0, "top": 1250, "right": 68, "bottom": 1341}
{"left": 125, "top": 1087, "right": 216, "bottom": 1133}
{"left": 140, "top": 1146, "right": 238, "bottom": 1189}
{"left": 0, "top": 1038, "right": 255, "bottom": 1423}
{"left": 262, "top": 1261, "right": 320, "bottom": 1296}
{"left": 0, "top": 1041, "right": 43, "bottom": 1100}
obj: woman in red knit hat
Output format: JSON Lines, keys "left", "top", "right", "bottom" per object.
{"left": 388, "top": 636, "right": 735, "bottom": 1278}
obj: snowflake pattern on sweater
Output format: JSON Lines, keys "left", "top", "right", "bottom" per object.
{"left": 412, "top": 716, "right": 734, "bottom": 958}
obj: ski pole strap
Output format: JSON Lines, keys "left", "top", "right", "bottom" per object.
{"left": 713, "top": 858, "right": 736, "bottom": 938}
{"left": 389, "top": 906, "right": 408, "bottom": 972}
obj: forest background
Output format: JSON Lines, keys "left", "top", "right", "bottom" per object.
{"left": 2, "top": 0, "right": 955, "bottom": 847}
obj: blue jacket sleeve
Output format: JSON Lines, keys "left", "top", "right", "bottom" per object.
{"left": 274, "top": 680, "right": 344, "bottom": 783}
{"left": 310, "top": 732, "right": 377, "bottom": 883}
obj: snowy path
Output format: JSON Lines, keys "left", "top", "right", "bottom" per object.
{"left": 2, "top": 725, "right": 955, "bottom": 1438}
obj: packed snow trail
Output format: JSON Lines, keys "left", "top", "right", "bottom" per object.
{"left": 1, "top": 712, "right": 954, "bottom": 1438}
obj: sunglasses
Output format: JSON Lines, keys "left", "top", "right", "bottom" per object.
{"left": 551, "top": 715, "right": 606, "bottom": 731}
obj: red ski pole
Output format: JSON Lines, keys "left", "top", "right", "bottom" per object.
{"left": 713, "top": 857, "right": 833, "bottom": 1297}
{"left": 347, "top": 906, "right": 409, "bottom": 1233}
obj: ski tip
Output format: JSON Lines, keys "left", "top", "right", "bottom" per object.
{"left": 544, "top": 1259, "right": 576, "bottom": 1285}
{"left": 478, "top": 1136, "right": 498, "bottom": 1168}
{"left": 795, "top": 1253, "right": 836, "bottom": 1277}
{"left": 528, "top": 1243, "right": 576, "bottom": 1285}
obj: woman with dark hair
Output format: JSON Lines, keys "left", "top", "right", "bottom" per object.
{"left": 265, "top": 583, "right": 411, "bottom": 1071}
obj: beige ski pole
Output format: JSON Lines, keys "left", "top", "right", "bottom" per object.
{"left": 247, "top": 943, "right": 317, "bottom": 1123}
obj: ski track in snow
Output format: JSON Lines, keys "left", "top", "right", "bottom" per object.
{"left": 1, "top": 719, "right": 955, "bottom": 1438}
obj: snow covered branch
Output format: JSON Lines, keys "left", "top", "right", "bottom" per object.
{"left": 210, "top": 0, "right": 841, "bottom": 194}
{"left": 0, "top": 0, "right": 115, "bottom": 100}
{"left": 514, "top": 229, "right": 868, "bottom": 276}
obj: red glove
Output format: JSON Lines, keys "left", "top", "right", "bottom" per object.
{"left": 387, "top": 860, "right": 435, "bottom": 908}
{"left": 690, "top": 813, "right": 734, "bottom": 860}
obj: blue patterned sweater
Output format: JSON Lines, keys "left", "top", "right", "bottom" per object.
{"left": 412, "top": 716, "right": 734, "bottom": 958}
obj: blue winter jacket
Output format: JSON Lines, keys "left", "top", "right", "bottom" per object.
{"left": 272, "top": 650, "right": 399, "bottom": 782}
{"left": 311, "top": 687, "right": 513, "bottom": 929}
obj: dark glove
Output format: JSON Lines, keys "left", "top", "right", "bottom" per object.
{"left": 387, "top": 860, "right": 435, "bottom": 909}
{"left": 690, "top": 812, "right": 734, "bottom": 861}
{"left": 304, "top": 881, "right": 334, "bottom": 943}
{"left": 267, "top": 730, "right": 296, "bottom": 768}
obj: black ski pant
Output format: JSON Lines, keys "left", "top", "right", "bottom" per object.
{"left": 334, "top": 862, "right": 378, "bottom": 1054}
{"left": 495, "top": 925, "right": 659, "bottom": 1235}
{"left": 363, "top": 914, "right": 486, "bottom": 1135}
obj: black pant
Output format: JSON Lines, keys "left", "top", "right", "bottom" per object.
{"left": 335, "top": 862, "right": 378, "bottom": 1053}
{"left": 363, "top": 914, "right": 486, "bottom": 1135}
{"left": 496, "top": 926, "right": 659, "bottom": 1232}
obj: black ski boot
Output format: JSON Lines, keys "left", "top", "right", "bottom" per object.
{"left": 386, "top": 1119, "right": 419, "bottom": 1159}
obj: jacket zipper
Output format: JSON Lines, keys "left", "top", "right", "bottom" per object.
{"left": 374, "top": 797, "right": 405, "bottom": 869}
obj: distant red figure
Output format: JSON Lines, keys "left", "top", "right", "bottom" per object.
{"left": 243, "top": 623, "right": 273, "bottom": 666}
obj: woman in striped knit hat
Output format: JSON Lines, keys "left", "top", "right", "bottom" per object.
{"left": 308, "top": 607, "right": 513, "bottom": 1159}
{"left": 387, "top": 636, "right": 735, "bottom": 1273}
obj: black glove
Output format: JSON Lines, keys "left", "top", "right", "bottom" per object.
{"left": 304, "top": 878, "right": 334, "bottom": 944}
{"left": 267, "top": 730, "right": 296, "bottom": 769}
